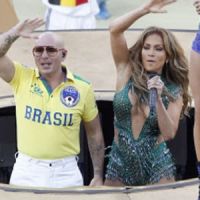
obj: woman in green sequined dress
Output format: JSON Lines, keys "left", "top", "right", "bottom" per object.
{"left": 104, "top": 0, "right": 191, "bottom": 186}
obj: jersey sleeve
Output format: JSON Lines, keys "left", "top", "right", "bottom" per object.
{"left": 82, "top": 84, "right": 98, "bottom": 122}
{"left": 9, "top": 62, "right": 24, "bottom": 93}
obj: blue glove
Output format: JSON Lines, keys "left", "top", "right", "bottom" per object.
{"left": 192, "top": 31, "right": 200, "bottom": 53}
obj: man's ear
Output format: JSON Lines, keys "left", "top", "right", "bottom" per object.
{"left": 62, "top": 52, "right": 66, "bottom": 58}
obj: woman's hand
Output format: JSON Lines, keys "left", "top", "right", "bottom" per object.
{"left": 12, "top": 18, "right": 45, "bottom": 39}
{"left": 146, "top": 0, "right": 177, "bottom": 13}
{"left": 194, "top": 0, "right": 200, "bottom": 15}
{"left": 147, "top": 75, "right": 164, "bottom": 97}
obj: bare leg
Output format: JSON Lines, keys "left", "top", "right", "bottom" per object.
{"left": 104, "top": 178, "right": 125, "bottom": 187}
{"left": 155, "top": 177, "right": 175, "bottom": 185}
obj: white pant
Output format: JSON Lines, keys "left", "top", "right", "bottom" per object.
{"left": 10, "top": 153, "right": 83, "bottom": 188}
{"left": 46, "top": 8, "right": 96, "bottom": 30}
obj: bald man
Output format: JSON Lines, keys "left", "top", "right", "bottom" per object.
{"left": 0, "top": 19, "right": 104, "bottom": 188}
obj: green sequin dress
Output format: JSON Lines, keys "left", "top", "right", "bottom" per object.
{"left": 105, "top": 78, "right": 181, "bottom": 186}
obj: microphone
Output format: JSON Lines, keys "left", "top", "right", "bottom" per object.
{"left": 147, "top": 72, "right": 158, "bottom": 112}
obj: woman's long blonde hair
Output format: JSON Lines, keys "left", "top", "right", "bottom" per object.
{"left": 129, "top": 26, "right": 191, "bottom": 115}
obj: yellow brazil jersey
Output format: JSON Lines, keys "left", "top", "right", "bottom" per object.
{"left": 9, "top": 62, "right": 98, "bottom": 159}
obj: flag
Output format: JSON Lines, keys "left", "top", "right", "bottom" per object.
{"left": 49, "top": 0, "right": 88, "bottom": 7}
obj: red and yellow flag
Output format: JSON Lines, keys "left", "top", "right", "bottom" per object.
{"left": 49, "top": 0, "right": 88, "bottom": 7}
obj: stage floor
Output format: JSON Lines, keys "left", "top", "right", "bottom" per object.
{"left": 0, "top": 178, "right": 198, "bottom": 200}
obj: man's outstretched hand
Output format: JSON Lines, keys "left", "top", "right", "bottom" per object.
{"left": 12, "top": 18, "right": 45, "bottom": 39}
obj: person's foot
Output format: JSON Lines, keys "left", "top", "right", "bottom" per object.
{"left": 96, "top": 1, "right": 111, "bottom": 20}
{"left": 96, "top": 11, "right": 111, "bottom": 20}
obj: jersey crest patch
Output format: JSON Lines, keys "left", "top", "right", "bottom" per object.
{"left": 60, "top": 86, "right": 80, "bottom": 107}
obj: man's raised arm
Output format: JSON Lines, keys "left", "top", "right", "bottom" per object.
{"left": 0, "top": 18, "right": 44, "bottom": 82}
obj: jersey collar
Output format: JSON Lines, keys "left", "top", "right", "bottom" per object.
{"left": 35, "top": 65, "right": 75, "bottom": 82}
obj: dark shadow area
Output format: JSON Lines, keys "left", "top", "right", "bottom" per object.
{"left": 0, "top": 106, "right": 16, "bottom": 183}
{"left": 183, "top": 108, "right": 197, "bottom": 179}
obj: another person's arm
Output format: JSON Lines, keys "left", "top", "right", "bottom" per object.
{"left": 84, "top": 114, "right": 105, "bottom": 186}
{"left": 189, "top": 0, "right": 200, "bottom": 160}
{"left": 0, "top": 18, "right": 44, "bottom": 82}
